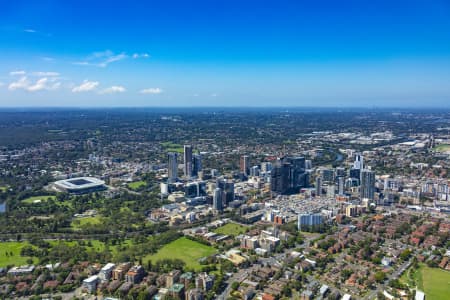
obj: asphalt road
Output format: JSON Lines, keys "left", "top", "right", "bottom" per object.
{"left": 364, "top": 258, "right": 412, "bottom": 300}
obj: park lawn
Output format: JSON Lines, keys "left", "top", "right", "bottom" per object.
{"left": 48, "top": 240, "right": 78, "bottom": 247}
{"left": 87, "top": 240, "right": 108, "bottom": 252}
{"left": 120, "top": 205, "right": 135, "bottom": 212}
{"left": 400, "top": 265, "right": 413, "bottom": 285}
{"left": 0, "top": 239, "right": 135, "bottom": 267}
{"left": 400, "top": 264, "right": 422, "bottom": 288}
{"left": 434, "top": 144, "right": 450, "bottom": 152}
{"left": 0, "top": 186, "right": 9, "bottom": 192}
{"left": 213, "top": 223, "right": 247, "bottom": 237}
{"left": 144, "top": 237, "right": 217, "bottom": 271}
{"left": 49, "top": 239, "right": 132, "bottom": 254}
{"left": 0, "top": 242, "right": 38, "bottom": 267}
{"left": 71, "top": 216, "right": 102, "bottom": 229}
{"left": 22, "top": 195, "right": 56, "bottom": 204}
{"left": 110, "top": 239, "right": 133, "bottom": 253}
{"left": 161, "top": 142, "right": 182, "bottom": 148}
{"left": 400, "top": 264, "right": 450, "bottom": 300}
{"left": 418, "top": 265, "right": 450, "bottom": 300}
{"left": 127, "top": 181, "right": 147, "bottom": 190}
{"left": 161, "top": 142, "right": 184, "bottom": 153}
{"left": 167, "top": 147, "right": 184, "bottom": 153}
{"left": 48, "top": 240, "right": 101, "bottom": 248}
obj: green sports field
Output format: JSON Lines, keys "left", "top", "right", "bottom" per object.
{"left": 127, "top": 180, "right": 147, "bottom": 190}
{"left": 401, "top": 264, "right": 450, "bottom": 300}
{"left": 434, "top": 144, "right": 450, "bottom": 152}
{"left": 419, "top": 265, "right": 450, "bottom": 300}
{"left": 213, "top": 223, "right": 247, "bottom": 237}
{"left": 144, "top": 237, "right": 217, "bottom": 271}
{"left": 161, "top": 142, "right": 184, "bottom": 153}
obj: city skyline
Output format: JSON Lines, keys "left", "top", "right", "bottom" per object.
{"left": 1, "top": 0, "right": 450, "bottom": 107}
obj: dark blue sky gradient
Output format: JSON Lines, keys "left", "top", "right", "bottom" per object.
{"left": 1, "top": 0, "right": 450, "bottom": 106}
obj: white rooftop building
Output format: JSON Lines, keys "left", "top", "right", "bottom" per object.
{"left": 99, "top": 263, "right": 115, "bottom": 281}
{"left": 53, "top": 177, "right": 106, "bottom": 194}
{"left": 82, "top": 275, "right": 99, "bottom": 293}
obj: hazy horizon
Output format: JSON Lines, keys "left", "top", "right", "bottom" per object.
{"left": 1, "top": 106, "right": 450, "bottom": 112}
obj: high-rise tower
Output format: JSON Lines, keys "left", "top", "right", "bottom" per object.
{"left": 353, "top": 153, "right": 364, "bottom": 170}
{"left": 213, "top": 188, "right": 223, "bottom": 211}
{"left": 192, "top": 154, "right": 202, "bottom": 177}
{"left": 184, "top": 145, "right": 193, "bottom": 178}
{"left": 361, "top": 169, "right": 375, "bottom": 200}
{"left": 167, "top": 152, "right": 178, "bottom": 182}
{"left": 240, "top": 155, "right": 250, "bottom": 176}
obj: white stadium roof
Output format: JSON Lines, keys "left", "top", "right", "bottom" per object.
{"left": 54, "top": 177, "right": 105, "bottom": 191}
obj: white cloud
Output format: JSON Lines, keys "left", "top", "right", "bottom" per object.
{"left": 10, "top": 70, "right": 26, "bottom": 76}
{"left": 73, "top": 50, "right": 128, "bottom": 68}
{"left": 27, "top": 78, "right": 49, "bottom": 91}
{"left": 140, "top": 88, "right": 163, "bottom": 94}
{"left": 10, "top": 70, "right": 60, "bottom": 77}
{"left": 91, "top": 50, "right": 113, "bottom": 58}
{"left": 50, "top": 82, "right": 61, "bottom": 90}
{"left": 210, "top": 93, "right": 218, "bottom": 97}
{"left": 132, "top": 53, "right": 150, "bottom": 59}
{"left": 72, "top": 61, "right": 90, "bottom": 66}
{"left": 27, "top": 78, "right": 60, "bottom": 91}
{"left": 42, "top": 57, "right": 55, "bottom": 61}
{"left": 74, "top": 50, "right": 150, "bottom": 67}
{"left": 98, "top": 53, "right": 127, "bottom": 67}
{"left": 8, "top": 77, "right": 30, "bottom": 90}
{"left": 8, "top": 76, "right": 60, "bottom": 92}
{"left": 99, "top": 86, "right": 126, "bottom": 94}
{"left": 32, "top": 71, "right": 59, "bottom": 77}
{"left": 72, "top": 80, "right": 99, "bottom": 92}
{"left": 22, "top": 28, "right": 52, "bottom": 37}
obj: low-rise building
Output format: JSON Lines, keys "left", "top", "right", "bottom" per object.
{"left": 82, "top": 275, "right": 99, "bottom": 293}
{"left": 166, "top": 270, "right": 182, "bottom": 287}
{"left": 99, "top": 263, "right": 115, "bottom": 282}
{"left": 259, "top": 236, "right": 280, "bottom": 252}
{"left": 195, "top": 272, "right": 214, "bottom": 291}
{"left": 125, "top": 265, "right": 144, "bottom": 284}
{"left": 300, "top": 290, "right": 313, "bottom": 300}
{"left": 168, "top": 283, "right": 185, "bottom": 299}
{"left": 7, "top": 265, "right": 35, "bottom": 276}
{"left": 112, "top": 262, "right": 132, "bottom": 281}
{"left": 240, "top": 235, "right": 259, "bottom": 249}
{"left": 186, "top": 288, "right": 204, "bottom": 300}
{"left": 180, "top": 272, "right": 193, "bottom": 288}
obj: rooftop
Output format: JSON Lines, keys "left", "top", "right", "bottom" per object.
{"left": 54, "top": 177, "right": 105, "bottom": 191}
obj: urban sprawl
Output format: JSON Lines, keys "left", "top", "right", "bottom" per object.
{"left": 0, "top": 109, "right": 449, "bottom": 300}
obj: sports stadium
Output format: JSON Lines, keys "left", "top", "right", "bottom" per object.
{"left": 53, "top": 177, "right": 106, "bottom": 194}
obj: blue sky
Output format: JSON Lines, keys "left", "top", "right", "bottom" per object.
{"left": 0, "top": 0, "right": 450, "bottom": 107}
